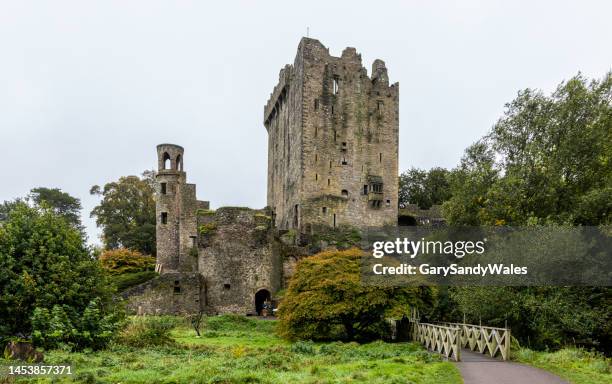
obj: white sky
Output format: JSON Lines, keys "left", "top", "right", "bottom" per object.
{"left": 1, "top": 0, "right": 611, "bottom": 245}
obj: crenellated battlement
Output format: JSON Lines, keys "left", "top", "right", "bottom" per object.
{"left": 264, "top": 37, "right": 399, "bottom": 231}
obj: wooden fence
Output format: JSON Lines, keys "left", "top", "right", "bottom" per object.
{"left": 408, "top": 309, "right": 511, "bottom": 361}
{"left": 412, "top": 322, "right": 461, "bottom": 361}
{"left": 435, "top": 321, "right": 511, "bottom": 360}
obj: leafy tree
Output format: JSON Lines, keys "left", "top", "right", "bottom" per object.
{"left": 399, "top": 167, "right": 452, "bottom": 209}
{"left": 444, "top": 73, "right": 612, "bottom": 353}
{"left": 443, "top": 72, "right": 612, "bottom": 226}
{"left": 277, "top": 248, "right": 435, "bottom": 342}
{"left": 0, "top": 202, "right": 122, "bottom": 349}
{"left": 0, "top": 199, "right": 23, "bottom": 222}
{"left": 90, "top": 171, "right": 156, "bottom": 255}
{"left": 29, "top": 187, "right": 83, "bottom": 230}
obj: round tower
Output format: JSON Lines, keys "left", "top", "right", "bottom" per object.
{"left": 155, "top": 144, "right": 185, "bottom": 272}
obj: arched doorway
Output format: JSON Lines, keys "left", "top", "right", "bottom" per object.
{"left": 398, "top": 215, "right": 417, "bottom": 226}
{"left": 255, "top": 289, "right": 271, "bottom": 316}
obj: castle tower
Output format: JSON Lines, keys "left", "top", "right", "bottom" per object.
{"left": 264, "top": 38, "right": 399, "bottom": 231}
{"left": 155, "top": 144, "right": 203, "bottom": 273}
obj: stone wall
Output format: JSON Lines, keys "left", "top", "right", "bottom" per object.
{"left": 198, "top": 207, "right": 282, "bottom": 315}
{"left": 122, "top": 272, "right": 202, "bottom": 315}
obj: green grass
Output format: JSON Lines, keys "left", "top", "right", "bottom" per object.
{"left": 514, "top": 347, "right": 611, "bottom": 384}
{"left": 2, "top": 315, "right": 462, "bottom": 384}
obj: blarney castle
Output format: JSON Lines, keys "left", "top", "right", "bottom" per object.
{"left": 124, "top": 38, "right": 399, "bottom": 315}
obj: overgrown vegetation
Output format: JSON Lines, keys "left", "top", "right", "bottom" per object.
{"left": 514, "top": 347, "right": 611, "bottom": 384}
{"left": 0, "top": 202, "right": 123, "bottom": 351}
{"left": 99, "top": 248, "right": 155, "bottom": 275}
{"left": 3, "top": 315, "right": 460, "bottom": 383}
{"left": 278, "top": 248, "right": 435, "bottom": 342}
{"left": 198, "top": 222, "right": 218, "bottom": 235}
{"left": 99, "top": 248, "right": 157, "bottom": 292}
{"left": 309, "top": 224, "right": 362, "bottom": 251}
{"left": 108, "top": 270, "right": 158, "bottom": 292}
{"left": 403, "top": 73, "right": 612, "bottom": 353}
{"left": 114, "top": 316, "right": 179, "bottom": 348}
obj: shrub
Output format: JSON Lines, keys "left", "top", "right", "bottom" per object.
{"left": 115, "top": 316, "right": 178, "bottom": 348}
{"left": 31, "top": 299, "right": 124, "bottom": 351}
{"left": 0, "top": 203, "right": 121, "bottom": 350}
{"left": 108, "top": 270, "right": 158, "bottom": 292}
{"left": 99, "top": 248, "right": 155, "bottom": 275}
{"left": 277, "top": 248, "right": 435, "bottom": 342}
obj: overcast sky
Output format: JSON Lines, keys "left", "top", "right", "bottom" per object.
{"left": 1, "top": 0, "right": 611, "bottom": 245}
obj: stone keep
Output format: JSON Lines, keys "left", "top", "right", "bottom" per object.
{"left": 264, "top": 38, "right": 399, "bottom": 231}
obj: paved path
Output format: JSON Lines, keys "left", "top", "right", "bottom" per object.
{"left": 456, "top": 349, "right": 568, "bottom": 384}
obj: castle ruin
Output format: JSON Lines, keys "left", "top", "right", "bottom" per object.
{"left": 124, "top": 38, "right": 399, "bottom": 315}
{"left": 265, "top": 38, "right": 399, "bottom": 232}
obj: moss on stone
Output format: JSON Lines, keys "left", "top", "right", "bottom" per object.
{"left": 196, "top": 209, "right": 216, "bottom": 217}
{"left": 198, "top": 222, "right": 218, "bottom": 235}
{"left": 311, "top": 225, "right": 362, "bottom": 250}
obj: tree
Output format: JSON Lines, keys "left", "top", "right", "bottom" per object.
{"left": 444, "top": 72, "right": 612, "bottom": 353}
{"left": 277, "top": 248, "right": 435, "bottom": 342}
{"left": 399, "top": 167, "right": 452, "bottom": 209}
{"left": 0, "top": 202, "right": 121, "bottom": 349}
{"left": 90, "top": 171, "right": 156, "bottom": 255}
{"left": 29, "top": 187, "right": 83, "bottom": 230}
{"left": 444, "top": 72, "right": 612, "bottom": 226}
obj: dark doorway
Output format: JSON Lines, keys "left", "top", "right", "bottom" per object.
{"left": 255, "top": 289, "right": 271, "bottom": 315}
{"left": 398, "top": 215, "right": 417, "bottom": 226}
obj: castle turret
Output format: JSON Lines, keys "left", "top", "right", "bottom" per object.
{"left": 155, "top": 144, "right": 206, "bottom": 273}
{"left": 156, "top": 144, "right": 185, "bottom": 272}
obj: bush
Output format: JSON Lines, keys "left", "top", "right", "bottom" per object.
{"left": 450, "top": 286, "right": 612, "bottom": 351}
{"left": 115, "top": 316, "right": 178, "bottom": 348}
{"left": 99, "top": 248, "right": 155, "bottom": 275}
{"left": 0, "top": 203, "right": 121, "bottom": 350}
{"left": 31, "top": 299, "right": 124, "bottom": 351}
{"left": 277, "top": 248, "right": 435, "bottom": 342}
{"left": 108, "top": 270, "right": 158, "bottom": 292}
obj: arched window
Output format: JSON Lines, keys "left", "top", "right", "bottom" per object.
{"left": 162, "top": 152, "right": 171, "bottom": 170}
{"left": 341, "top": 189, "right": 349, "bottom": 197}
{"left": 176, "top": 154, "right": 182, "bottom": 171}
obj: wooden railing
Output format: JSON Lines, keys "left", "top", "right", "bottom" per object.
{"left": 435, "top": 321, "right": 511, "bottom": 361}
{"left": 412, "top": 322, "right": 461, "bottom": 362}
{"left": 408, "top": 309, "right": 511, "bottom": 361}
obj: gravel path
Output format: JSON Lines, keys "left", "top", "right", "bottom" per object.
{"left": 456, "top": 349, "right": 568, "bottom": 384}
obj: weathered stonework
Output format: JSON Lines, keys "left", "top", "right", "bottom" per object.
{"left": 123, "top": 272, "right": 202, "bottom": 315}
{"left": 264, "top": 38, "right": 399, "bottom": 232}
{"left": 126, "top": 38, "right": 400, "bottom": 316}
{"left": 198, "top": 207, "right": 281, "bottom": 315}
{"left": 125, "top": 147, "right": 282, "bottom": 315}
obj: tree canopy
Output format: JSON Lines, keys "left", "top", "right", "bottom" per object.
{"left": 399, "top": 167, "right": 452, "bottom": 209}
{"left": 90, "top": 171, "right": 156, "bottom": 255}
{"left": 277, "top": 248, "right": 435, "bottom": 342}
{"left": 441, "top": 72, "right": 612, "bottom": 352}
{"left": 29, "top": 187, "right": 83, "bottom": 230}
{"left": 443, "top": 72, "right": 612, "bottom": 226}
